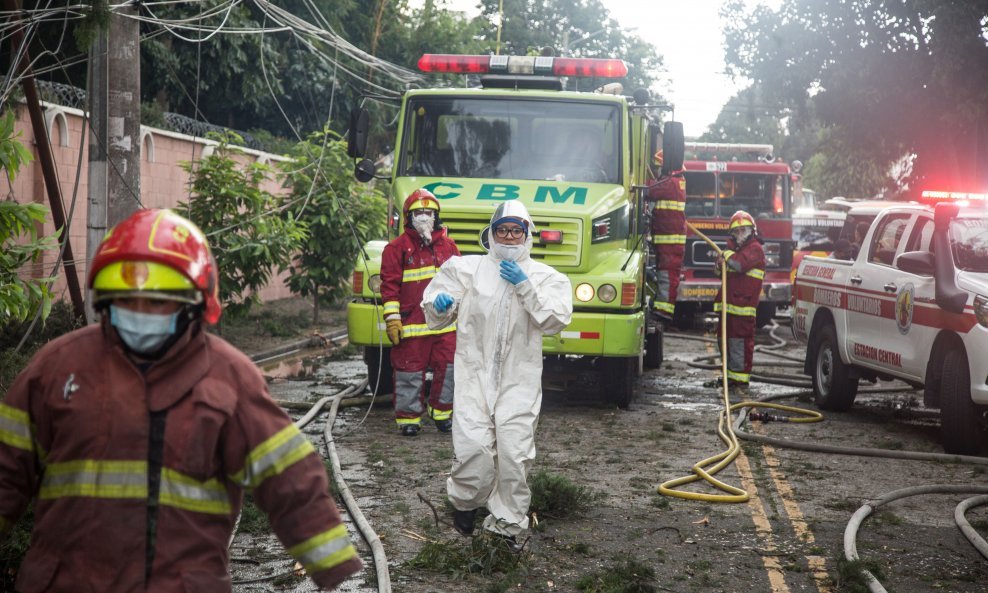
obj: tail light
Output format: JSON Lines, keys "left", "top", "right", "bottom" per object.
{"left": 539, "top": 229, "right": 564, "bottom": 244}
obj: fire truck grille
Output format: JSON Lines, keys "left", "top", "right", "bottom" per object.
{"left": 442, "top": 213, "right": 582, "bottom": 268}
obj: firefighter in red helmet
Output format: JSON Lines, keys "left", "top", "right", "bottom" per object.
{"left": 380, "top": 188, "right": 461, "bottom": 436}
{"left": 714, "top": 210, "right": 765, "bottom": 394}
{"left": 0, "top": 209, "right": 361, "bottom": 591}
{"left": 646, "top": 149, "right": 687, "bottom": 322}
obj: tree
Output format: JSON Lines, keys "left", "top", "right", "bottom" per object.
{"left": 722, "top": 1, "right": 988, "bottom": 196}
{"left": 0, "top": 111, "right": 55, "bottom": 325}
{"left": 178, "top": 133, "right": 306, "bottom": 318}
{"left": 281, "top": 130, "right": 388, "bottom": 323}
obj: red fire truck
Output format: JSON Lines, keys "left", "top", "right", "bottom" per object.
{"left": 675, "top": 143, "right": 800, "bottom": 328}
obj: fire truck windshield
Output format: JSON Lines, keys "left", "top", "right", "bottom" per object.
{"left": 683, "top": 171, "right": 790, "bottom": 219}
{"left": 950, "top": 217, "right": 988, "bottom": 273}
{"left": 398, "top": 97, "right": 621, "bottom": 184}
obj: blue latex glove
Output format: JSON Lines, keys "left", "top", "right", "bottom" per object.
{"left": 500, "top": 260, "right": 528, "bottom": 285}
{"left": 433, "top": 293, "right": 454, "bottom": 313}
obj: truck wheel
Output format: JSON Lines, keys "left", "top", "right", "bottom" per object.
{"left": 811, "top": 324, "right": 858, "bottom": 411}
{"left": 600, "top": 357, "right": 637, "bottom": 408}
{"left": 364, "top": 346, "right": 394, "bottom": 396}
{"left": 645, "top": 325, "right": 663, "bottom": 369}
{"left": 939, "top": 349, "right": 986, "bottom": 454}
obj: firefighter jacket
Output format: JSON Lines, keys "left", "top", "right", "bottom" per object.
{"left": 0, "top": 321, "right": 361, "bottom": 593}
{"left": 381, "top": 226, "right": 460, "bottom": 340}
{"left": 714, "top": 237, "right": 766, "bottom": 317}
{"left": 647, "top": 171, "right": 687, "bottom": 247}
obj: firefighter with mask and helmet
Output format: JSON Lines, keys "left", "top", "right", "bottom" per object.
{"left": 646, "top": 149, "right": 687, "bottom": 322}
{"left": 381, "top": 188, "right": 461, "bottom": 436}
{"left": 0, "top": 209, "right": 361, "bottom": 591}
{"left": 714, "top": 210, "right": 765, "bottom": 395}
{"left": 421, "top": 201, "right": 573, "bottom": 551}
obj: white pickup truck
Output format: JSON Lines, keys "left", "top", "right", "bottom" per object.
{"left": 792, "top": 200, "right": 988, "bottom": 454}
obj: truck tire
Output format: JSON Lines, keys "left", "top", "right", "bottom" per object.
{"left": 645, "top": 325, "right": 663, "bottom": 369}
{"left": 939, "top": 349, "right": 986, "bottom": 454}
{"left": 600, "top": 356, "right": 637, "bottom": 408}
{"left": 364, "top": 346, "right": 394, "bottom": 396}
{"left": 811, "top": 324, "right": 858, "bottom": 411}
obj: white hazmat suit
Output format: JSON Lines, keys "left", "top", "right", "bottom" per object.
{"left": 422, "top": 201, "right": 573, "bottom": 537}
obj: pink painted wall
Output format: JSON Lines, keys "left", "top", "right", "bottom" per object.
{"left": 8, "top": 102, "right": 294, "bottom": 304}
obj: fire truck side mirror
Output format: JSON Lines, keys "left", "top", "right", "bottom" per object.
{"left": 354, "top": 158, "right": 376, "bottom": 183}
{"left": 661, "top": 121, "right": 684, "bottom": 175}
{"left": 347, "top": 107, "right": 370, "bottom": 158}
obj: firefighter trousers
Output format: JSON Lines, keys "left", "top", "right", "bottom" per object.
{"left": 391, "top": 332, "right": 456, "bottom": 425}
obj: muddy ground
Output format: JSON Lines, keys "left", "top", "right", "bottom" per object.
{"left": 226, "top": 300, "right": 988, "bottom": 593}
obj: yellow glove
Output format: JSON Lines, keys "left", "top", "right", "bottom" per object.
{"left": 386, "top": 317, "right": 402, "bottom": 345}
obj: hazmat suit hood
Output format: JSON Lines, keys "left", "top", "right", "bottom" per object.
{"left": 488, "top": 201, "right": 535, "bottom": 262}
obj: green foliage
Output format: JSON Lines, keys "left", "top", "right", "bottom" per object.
{"left": 0, "top": 506, "right": 33, "bottom": 592}
{"left": 0, "top": 113, "right": 57, "bottom": 327}
{"left": 836, "top": 558, "right": 886, "bottom": 593}
{"left": 405, "top": 532, "right": 526, "bottom": 577}
{"left": 179, "top": 132, "right": 307, "bottom": 318}
{"left": 281, "top": 130, "right": 387, "bottom": 322}
{"left": 528, "top": 470, "right": 602, "bottom": 519}
{"left": 721, "top": 0, "right": 988, "bottom": 194}
{"left": 237, "top": 493, "right": 271, "bottom": 535}
{"left": 575, "top": 559, "right": 656, "bottom": 593}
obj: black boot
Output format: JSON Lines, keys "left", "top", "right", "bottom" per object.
{"left": 434, "top": 418, "right": 453, "bottom": 433}
{"left": 400, "top": 424, "right": 420, "bottom": 437}
{"left": 452, "top": 509, "right": 477, "bottom": 536}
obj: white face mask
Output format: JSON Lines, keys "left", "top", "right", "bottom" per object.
{"left": 411, "top": 211, "right": 435, "bottom": 244}
{"left": 110, "top": 305, "right": 179, "bottom": 354}
{"left": 732, "top": 227, "right": 753, "bottom": 245}
{"left": 492, "top": 242, "right": 528, "bottom": 262}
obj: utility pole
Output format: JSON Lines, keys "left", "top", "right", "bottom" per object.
{"left": 87, "top": 1, "right": 141, "bottom": 321}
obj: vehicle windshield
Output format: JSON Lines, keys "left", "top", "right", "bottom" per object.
{"left": 793, "top": 218, "right": 843, "bottom": 251}
{"left": 950, "top": 217, "right": 988, "bottom": 272}
{"left": 399, "top": 97, "right": 621, "bottom": 184}
{"left": 684, "top": 171, "right": 790, "bottom": 219}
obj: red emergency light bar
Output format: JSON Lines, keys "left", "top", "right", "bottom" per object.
{"left": 921, "top": 190, "right": 988, "bottom": 201}
{"left": 418, "top": 54, "right": 628, "bottom": 78}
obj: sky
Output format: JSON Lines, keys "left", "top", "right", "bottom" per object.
{"left": 416, "top": 0, "right": 769, "bottom": 138}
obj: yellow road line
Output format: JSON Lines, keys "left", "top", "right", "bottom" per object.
{"left": 756, "top": 425, "right": 833, "bottom": 593}
{"left": 735, "top": 451, "right": 792, "bottom": 593}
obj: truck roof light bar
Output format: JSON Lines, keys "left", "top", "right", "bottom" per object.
{"left": 921, "top": 190, "right": 988, "bottom": 201}
{"left": 418, "top": 54, "right": 628, "bottom": 78}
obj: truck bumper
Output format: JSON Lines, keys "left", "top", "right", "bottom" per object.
{"left": 348, "top": 301, "right": 644, "bottom": 357}
{"left": 675, "top": 281, "right": 791, "bottom": 304}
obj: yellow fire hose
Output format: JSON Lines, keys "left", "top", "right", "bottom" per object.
{"left": 657, "top": 222, "right": 822, "bottom": 503}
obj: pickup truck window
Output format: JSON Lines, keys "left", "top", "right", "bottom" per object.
{"left": 950, "top": 217, "right": 988, "bottom": 272}
{"left": 868, "top": 213, "right": 911, "bottom": 266}
{"left": 904, "top": 216, "right": 934, "bottom": 253}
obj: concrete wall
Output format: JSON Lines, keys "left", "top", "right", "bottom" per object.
{"left": 8, "top": 102, "right": 294, "bottom": 303}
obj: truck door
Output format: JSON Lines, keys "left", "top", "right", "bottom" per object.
{"left": 884, "top": 214, "right": 936, "bottom": 383}
{"left": 845, "top": 212, "right": 914, "bottom": 371}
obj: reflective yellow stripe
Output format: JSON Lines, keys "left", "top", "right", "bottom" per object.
{"left": 0, "top": 403, "right": 32, "bottom": 452}
{"left": 288, "top": 524, "right": 359, "bottom": 574}
{"left": 722, "top": 249, "right": 736, "bottom": 260}
{"left": 402, "top": 266, "right": 437, "bottom": 283}
{"left": 396, "top": 417, "right": 420, "bottom": 426}
{"left": 401, "top": 323, "right": 456, "bottom": 338}
{"left": 713, "top": 303, "right": 757, "bottom": 316}
{"left": 746, "top": 268, "right": 765, "bottom": 279}
{"left": 383, "top": 301, "right": 399, "bottom": 315}
{"left": 727, "top": 370, "right": 750, "bottom": 382}
{"left": 652, "top": 234, "right": 686, "bottom": 245}
{"left": 652, "top": 301, "right": 675, "bottom": 313}
{"left": 652, "top": 200, "right": 685, "bottom": 212}
{"left": 159, "top": 468, "right": 232, "bottom": 515}
{"left": 428, "top": 406, "right": 452, "bottom": 421}
{"left": 40, "top": 460, "right": 147, "bottom": 499}
{"left": 231, "top": 425, "right": 316, "bottom": 489}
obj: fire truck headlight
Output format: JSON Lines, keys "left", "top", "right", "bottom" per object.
{"left": 368, "top": 274, "right": 383, "bottom": 294}
{"left": 597, "top": 284, "right": 617, "bottom": 303}
{"left": 975, "top": 295, "right": 988, "bottom": 327}
{"left": 575, "top": 283, "right": 595, "bottom": 302}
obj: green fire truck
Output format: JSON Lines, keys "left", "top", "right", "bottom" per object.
{"left": 346, "top": 53, "right": 684, "bottom": 407}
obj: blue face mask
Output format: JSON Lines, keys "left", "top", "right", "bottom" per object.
{"left": 109, "top": 305, "right": 179, "bottom": 355}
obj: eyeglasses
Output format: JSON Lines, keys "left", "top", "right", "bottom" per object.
{"left": 494, "top": 226, "right": 525, "bottom": 239}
